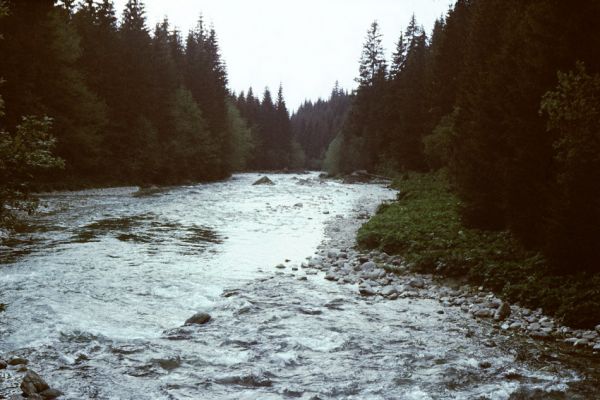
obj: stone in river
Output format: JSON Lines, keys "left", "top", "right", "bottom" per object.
{"left": 8, "top": 357, "right": 28, "bottom": 366}
{"left": 324, "top": 271, "right": 338, "bottom": 281}
{"left": 20, "top": 371, "right": 49, "bottom": 397}
{"left": 252, "top": 176, "right": 274, "bottom": 185}
{"left": 0, "top": 359, "right": 7, "bottom": 369}
{"left": 359, "top": 284, "right": 377, "bottom": 297}
{"left": 381, "top": 285, "right": 398, "bottom": 297}
{"left": 184, "top": 312, "right": 211, "bottom": 326}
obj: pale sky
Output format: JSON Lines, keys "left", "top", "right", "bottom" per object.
{"left": 113, "top": 0, "right": 452, "bottom": 111}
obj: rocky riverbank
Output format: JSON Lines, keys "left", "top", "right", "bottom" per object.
{"left": 298, "top": 202, "right": 600, "bottom": 356}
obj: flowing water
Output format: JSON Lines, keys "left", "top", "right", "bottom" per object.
{"left": 0, "top": 173, "right": 598, "bottom": 399}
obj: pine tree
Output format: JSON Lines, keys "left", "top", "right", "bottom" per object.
{"left": 357, "top": 21, "right": 387, "bottom": 87}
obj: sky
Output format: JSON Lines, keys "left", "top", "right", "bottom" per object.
{"left": 113, "top": 0, "right": 452, "bottom": 111}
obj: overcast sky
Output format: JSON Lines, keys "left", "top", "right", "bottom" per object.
{"left": 113, "top": 0, "right": 452, "bottom": 111}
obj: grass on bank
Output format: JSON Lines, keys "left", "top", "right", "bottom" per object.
{"left": 357, "top": 172, "right": 600, "bottom": 329}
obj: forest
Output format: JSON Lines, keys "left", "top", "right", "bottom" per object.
{"left": 323, "top": 1, "right": 600, "bottom": 279}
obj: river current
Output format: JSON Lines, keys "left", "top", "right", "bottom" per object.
{"left": 0, "top": 173, "right": 597, "bottom": 399}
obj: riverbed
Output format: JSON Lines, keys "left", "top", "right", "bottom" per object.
{"left": 0, "top": 173, "right": 598, "bottom": 399}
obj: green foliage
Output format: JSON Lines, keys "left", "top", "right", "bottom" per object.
{"left": 0, "top": 116, "right": 64, "bottom": 229}
{"left": 288, "top": 140, "right": 306, "bottom": 170}
{"left": 226, "top": 100, "right": 254, "bottom": 171}
{"left": 291, "top": 83, "right": 351, "bottom": 170}
{"left": 423, "top": 109, "right": 457, "bottom": 170}
{"left": 322, "top": 133, "right": 343, "bottom": 175}
{"left": 357, "top": 173, "right": 600, "bottom": 328}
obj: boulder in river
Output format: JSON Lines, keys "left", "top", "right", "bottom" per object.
{"left": 0, "top": 359, "right": 7, "bottom": 369}
{"left": 252, "top": 176, "right": 274, "bottom": 185}
{"left": 184, "top": 312, "right": 211, "bottom": 326}
{"left": 20, "top": 371, "right": 49, "bottom": 397}
{"left": 8, "top": 357, "right": 28, "bottom": 366}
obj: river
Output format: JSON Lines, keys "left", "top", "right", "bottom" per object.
{"left": 0, "top": 173, "right": 598, "bottom": 399}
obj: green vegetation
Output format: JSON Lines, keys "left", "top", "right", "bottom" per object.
{"left": 357, "top": 173, "right": 600, "bottom": 329}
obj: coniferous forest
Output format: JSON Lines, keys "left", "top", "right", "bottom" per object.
{"left": 0, "top": 0, "right": 303, "bottom": 189}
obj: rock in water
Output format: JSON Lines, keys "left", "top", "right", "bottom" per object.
{"left": 185, "top": 312, "right": 211, "bottom": 326}
{"left": 20, "top": 371, "right": 49, "bottom": 397}
{"left": 494, "top": 302, "right": 511, "bottom": 321}
{"left": 252, "top": 176, "right": 274, "bottom": 185}
{"left": 8, "top": 357, "right": 28, "bottom": 366}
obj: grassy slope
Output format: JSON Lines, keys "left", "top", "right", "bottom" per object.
{"left": 357, "top": 172, "right": 600, "bottom": 329}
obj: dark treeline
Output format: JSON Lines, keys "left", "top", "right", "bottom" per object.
{"left": 325, "top": 0, "right": 600, "bottom": 273}
{"left": 0, "top": 0, "right": 288, "bottom": 186}
{"left": 291, "top": 82, "right": 352, "bottom": 170}
{"left": 235, "top": 85, "right": 305, "bottom": 171}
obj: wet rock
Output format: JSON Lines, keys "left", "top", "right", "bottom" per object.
{"left": 478, "top": 360, "right": 492, "bottom": 369}
{"left": 0, "top": 359, "right": 7, "bottom": 369}
{"left": 8, "top": 357, "right": 28, "bottom": 366}
{"left": 408, "top": 277, "right": 425, "bottom": 289}
{"left": 362, "top": 268, "right": 386, "bottom": 280}
{"left": 327, "top": 250, "right": 338, "bottom": 259}
{"left": 275, "top": 264, "right": 286, "bottom": 269}
{"left": 360, "top": 261, "right": 377, "bottom": 271}
{"left": 20, "top": 371, "right": 50, "bottom": 397}
{"left": 381, "top": 285, "right": 399, "bottom": 297}
{"left": 184, "top": 312, "right": 211, "bottom": 326}
{"left": 324, "top": 271, "right": 337, "bottom": 281}
{"left": 216, "top": 374, "right": 273, "bottom": 387}
{"left": 297, "top": 276, "right": 308, "bottom": 281}
{"left": 358, "top": 284, "right": 377, "bottom": 297}
{"left": 156, "top": 356, "right": 181, "bottom": 371}
{"left": 494, "top": 302, "right": 511, "bottom": 321}
{"left": 222, "top": 289, "right": 240, "bottom": 298}
{"left": 17, "top": 365, "right": 28, "bottom": 372}
{"left": 252, "top": 176, "right": 274, "bottom": 185}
